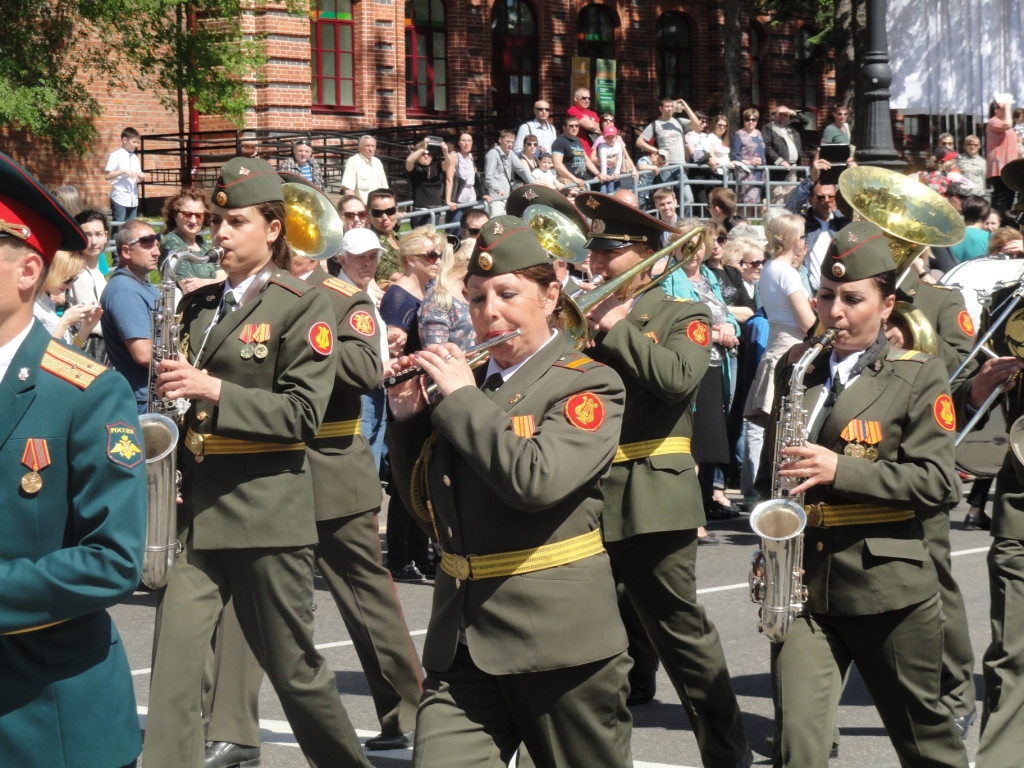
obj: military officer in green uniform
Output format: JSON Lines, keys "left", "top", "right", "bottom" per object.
{"left": 572, "top": 192, "right": 751, "bottom": 766}
{"left": 201, "top": 188, "right": 424, "bottom": 766}
{"left": 0, "top": 153, "right": 148, "bottom": 768}
{"left": 760, "top": 221, "right": 969, "bottom": 767}
{"left": 142, "top": 158, "right": 373, "bottom": 768}
{"left": 385, "top": 216, "right": 633, "bottom": 768}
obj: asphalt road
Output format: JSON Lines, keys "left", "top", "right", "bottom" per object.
{"left": 119, "top": 490, "right": 994, "bottom": 768}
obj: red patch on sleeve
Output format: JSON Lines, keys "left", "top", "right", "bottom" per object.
{"left": 957, "top": 310, "right": 974, "bottom": 337}
{"left": 309, "top": 322, "right": 334, "bottom": 355}
{"left": 349, "top": 310, "right": 376, "bottom": 337}
{"left": 686, "top": 321, "right": 710, "bottom": 347}
{"left": 565, "top": 392, "right": 605, "bottom": 432}
{"left": 933, "top": 394, "right": 956, "bottom": 432}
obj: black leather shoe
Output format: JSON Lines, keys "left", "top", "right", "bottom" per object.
{"left": 205, "top": 742, "right": 260, "bottom": 768}
{"left": 626, "top": 676, "right": 656, "bottom": 706}
{"left": 954, "top": 707, "right": 977, "bottom": 739}
{"left": 830, "top": 742, "right": 839, "bottom": 759}
{"left": 364, "top": 731, "right": 415, "bottom": 751}
{"left": 963, "top": 511, "right": 991, "bottom": 531}
{"left": 418, "top": 559, "right": 438, "bottom": 580}
{"left": 389, "top": 563, "right": 426, "bottom": 583}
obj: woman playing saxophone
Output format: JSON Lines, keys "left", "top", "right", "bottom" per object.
{"left": 757, "top": 221, "right": 968, "bottom": 768}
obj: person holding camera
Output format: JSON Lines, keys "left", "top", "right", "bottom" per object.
{"left": 407, "top": 137, "right": 455, "bottom": 227}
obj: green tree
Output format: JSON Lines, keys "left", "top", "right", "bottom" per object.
{"left": 0, "top": 0, "right": 278, "bottom": 157}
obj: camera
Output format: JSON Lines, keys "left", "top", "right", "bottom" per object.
{"left": 426, "top": 136, "right": 444, "bottom": 159}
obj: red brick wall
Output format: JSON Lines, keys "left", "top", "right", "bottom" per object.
{"left": 2, "top": 0, "right": 828, "bottom": 203}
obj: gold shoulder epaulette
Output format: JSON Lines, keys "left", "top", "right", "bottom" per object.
{"left": 40, "top": 341, "right": 107, "bottom": 390}
{"left": 669, "top": 297, "right": 694, "bottom": 303}
{"left": 553, "top": 352, "right": 604, "bottom": 371}
{"left": 269, "top": 272, "right": 312, "bottom": 296}
{"left": 885, "top": 349, "right": 930, "bottom": 363}
{"left": 322, "top": 277, "right": 360, "bottom": 297}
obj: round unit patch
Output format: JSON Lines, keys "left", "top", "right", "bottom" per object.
{"left": 957, "top": 310, "right": 975, "bottom": 337}
{"left": 565, "top": 392, "right": 605, "bottom": 432}
{"left": 349, "top": 310, "right": 376, "bottom": 337}
{"left": 686, "top": 321, "right": 710, "bottom": 347}
{"left": 309, "top": 322, "right": 334, "bottom": 356}
{"left": 933, "top": 394, "right": 956, "bottom": 432}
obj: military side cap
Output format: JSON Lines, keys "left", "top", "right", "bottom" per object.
{"left": 574, "top": 191, "right": 676, "bottom": 249}
{"left": 507, "top": 184, "right": 589, "bottom": 230}
{"left": 468, "top": 215, "right": 549, "bottom": 277}
{"left": 213, "top": 157, "right": 283, "bottom": 208}
{"left": 0, "top": 152, "right": 86, "bottom": 263}
{"left": 825, "top": 221, "right": 895, "bottom": 282}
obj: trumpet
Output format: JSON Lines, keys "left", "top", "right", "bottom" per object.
{"left": 381, "top": 330, "right": 523, "bottom": 391}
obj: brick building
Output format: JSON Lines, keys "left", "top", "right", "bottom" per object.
{"left": 1, "top": 0, "right": 833, "bottom": 206}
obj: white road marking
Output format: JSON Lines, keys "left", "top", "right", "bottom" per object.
{"left": 952, "top": 546, "right": 989, "bottom": 557}
{"left": 696, "top": 582, "right": 748, "bottom": 595}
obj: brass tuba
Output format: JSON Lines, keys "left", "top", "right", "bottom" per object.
{"left": 522, "top": 204, "right": 590, "bottom": 263}
{"left": 560, "top": 226, "right": 706, "bottom": 350}
{"left": 839, "top": 166, "right": 965, "bottom": 356}
{"left": 282, "top": 182, "right": 346, "bottom": 260}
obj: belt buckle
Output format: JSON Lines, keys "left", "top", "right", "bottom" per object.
{"left": 451, "top": 554, "right": 472, "bottom": 581}
{"left": 187, "top": 431, "right": 206, "bottom": 462}
{"left": 807, "top": 503, "right": 827, "bottom": 529}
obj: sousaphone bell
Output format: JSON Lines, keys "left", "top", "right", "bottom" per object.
{"left": 522, "top": 204, "right": 589, "bottom": 263}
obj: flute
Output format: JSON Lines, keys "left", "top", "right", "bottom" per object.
{"left": 381, "top": 329, "right": 522, "bottom": 389}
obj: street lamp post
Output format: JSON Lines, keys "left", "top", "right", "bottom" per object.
{"left": 854, "top": 0, "right": 906, "bottom": 168}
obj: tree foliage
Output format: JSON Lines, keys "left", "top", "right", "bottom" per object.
{"left": 0, "top": 0, "right": 288, "bottom": 156}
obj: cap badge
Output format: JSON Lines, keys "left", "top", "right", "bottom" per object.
{"left": 591, "top": 218, "right": 606, "bottom": 234}
{"left": 523, "top": 189, "right": 539, "bottom": 201}
{"left": 478, "top": 253, "right": 494, "bottom": 270}
{"left": 18, "top": 367, "right": 29, "bottom": 381}
{"left": 215, "top": 191, "right": 228, "bottom": 206}
{"left": 847, "top": 231, "right": 859, "bottom": 243}
{"left": 832, "top": 263, "right": 846, "bottom": 278}
{"left": 238, "top": 166, "right": 250, "bottom": 176}
{"left": 492, "top": 223, "right": 504, "bottom": 236}
{"left": 585, "top": 197, "right": 601, "bottom": 210}
{"left": 0, "top": 221, "right": 32, "bottom": 241}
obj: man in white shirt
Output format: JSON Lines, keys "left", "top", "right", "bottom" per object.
{"left": 513, "top": 101, "right": 559, "bottom": 158}
{"left": 341, "top": 136, "right": 389, "bottom": 203}
{"left": 104, "top": 127, "right": 145, "bottom": 223}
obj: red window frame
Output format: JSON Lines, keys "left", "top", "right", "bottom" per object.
{"left": 405, "top": 0, "right": 448, "bottom": 115}
{"left": 310, "top": 0, "right": 356, "bottom": 112}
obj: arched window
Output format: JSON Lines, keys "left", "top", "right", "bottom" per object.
{"left": 656, "top": 12, "right": 693, "bottom": 102}
{"left": 578, "top": 4, "right": 616, "bottom": 97}
{"left": 795, "top": 27, "right": 818, "bottom": 110}
{"left": 749, "top": 24, "right": 764, "bottom": 110}
{"left": 310, "top": 0, "right": 356, "bottom": 109}
{"left": 492, "top": 0, "right": 538, "bottom": 118}
{"left": 405, "top": 0, "right": 447, "bottom": 113}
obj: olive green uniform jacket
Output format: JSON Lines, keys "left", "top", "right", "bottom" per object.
{"left": 177, "top": 269, "right": 337, "bottom": 548}
{"left": 0, "top": 322, "right": 148, "bottom": 768}
{"left": 387, "top": 337, "right": 628, "bottom": 675}
{"left": 757, "top": 344, "right": 958, "bottom": 616}
{"left": 304, "top": 265, "right": 383, "bottom": 519}
{"left": 588, "top": 287, "right": 712, "bottom": 540}
{"left": 899, "top": 272, "right": 975, "bottom": 383}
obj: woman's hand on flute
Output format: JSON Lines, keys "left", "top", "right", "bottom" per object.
{"left": 414, "top": 343, "right": 475, "bottom": 398}
{"left": 385, "top": 354, "right": 428, "bottom": 421}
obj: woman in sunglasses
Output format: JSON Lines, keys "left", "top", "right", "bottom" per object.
{"left": 33, "top": 250, "right": 104, "bottom": 347}
{"left": 159, "top": 186, "right": 225, "bottom": 292}
{"left": 731, "top": 108, "right": 766, "bottom": 207}
{"left": 338, "top": 194, "right": 368, "bottom": 232}
{"left": 516, "top": 135, "right": 541, "bottom": 173}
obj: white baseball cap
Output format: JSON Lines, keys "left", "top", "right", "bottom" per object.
{"left": 342, "top": 228, "right": 383, "bottom": 256}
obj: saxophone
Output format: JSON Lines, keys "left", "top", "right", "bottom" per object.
{"left": 138, "top": 247, "right": 222, "bottom": 589}
{"left": 748, "top": 328, "right": 837, "bottom": 642}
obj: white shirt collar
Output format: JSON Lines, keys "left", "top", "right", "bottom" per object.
{"left": 0, "top": 318, "right": 35, "bottom": 385}
{"left": 828, "top": 348, "right": 864, "bottom": 388}
{"left": 223, "top": 272, "right": 259, "bottom": 307}
{"left": 296, "top": 269, "right": 315, "bottom": 282}
{"left": 814, "top": 215, "right": 832, "bottom": 230}
{"left": 484, "top": 329, "right": 559, "bottom": 384}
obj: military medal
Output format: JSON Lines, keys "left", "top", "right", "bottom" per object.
{"left": 252, "top": 323, "right": 271, "bottom": 359}
{"left": 864, "top": 446, "right": 879, "bottom": 461}
{"left": 844, "top": 443, "right": 866, "bottom": 458}
{"left": 239, "top": 325, "right": 256, "bottom": 359}
{"left": 841, "top": 420, "right": 883, "bottom": 461}
{"left": 20, "top": 439, "right": 50, "bottom": 495}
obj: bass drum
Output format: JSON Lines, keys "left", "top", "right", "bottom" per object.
{"left": 939, "top": 257, "right": 1024, "bottom": 333}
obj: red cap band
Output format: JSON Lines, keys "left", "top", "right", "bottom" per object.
{"left": 0, "top": 195, "right": 61, "bottom": 262}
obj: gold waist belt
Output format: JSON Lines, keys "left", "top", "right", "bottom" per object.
{"left": 440, "top": 528, "right": 605, "bottom": 581}
{"left": 185, "top": 429, "right": 305, "bottom": 457}
{"left": 314, "top": 419, "right": 361, "bottom": 439}
{"left": 3, "top": 619, "right": 69, "bottom": 636}
{"left": 613, "top": 437, "right": 691, "bottom": 464}
{"left": 805, "top": 503, "right": 915, "bottom": 529}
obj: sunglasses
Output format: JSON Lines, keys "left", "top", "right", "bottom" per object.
{"left": 716, "top": 123, "right": 728, "bottom": 128}
{"left": 371, "top": 206, "right": 398, "bottom": 217}
{"left": 715, "top": 235, "right": 729, "bottom": 245}
{"left": 579, "top": 96, "right": 591, "bottom": 101}
{"left": 743, "top": 259, "right": 765, "bottom": 268}
{"left": 128, "top": 234, "right": 159, "bottom": 248}
{"left": 814, "top": 193, "right": 836, "bottom": 201}
{"left": 342, "top": 210, "right": 368, "bottom": 220}
{"left": 602, "top": 117, "right": 615, "bottom": 122}
{"left": 525, "top": 141, "right": 538, "bottom": 145}
{"left": 176, "top": 210, "right": 205, "bottom": 221}
{"left": 465, "top": 227, "right": 482, "bottom": 236}
{"left": 417, "top": 251, "right": 442, "bottom": 263}
{"left": 745, "top": 118, "right": 758, "bottom": 122}
{"left": 535, "top": 107, "right": 550, "bottom": 112}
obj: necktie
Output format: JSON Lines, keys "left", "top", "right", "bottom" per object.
{"left": 808, "top": 374, "right": 844, "bottom": 443}
{"left": 481, "top": 372, "right": 504, "bottom": 398}
{"left": 218, "top": 292, "right": 238, "bottom": 322}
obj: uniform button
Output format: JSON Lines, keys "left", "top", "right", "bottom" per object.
{"left": 443, "top": 475, "right": 451, "bottom": 486}
{"left": 197, "top": 411, "right": 208, "bottom": 420}
{"left": 816, "top": 541, "right": 824, "bottom": 552}
{"left": 447, "top": 526, "right": 453, "bottom": 537}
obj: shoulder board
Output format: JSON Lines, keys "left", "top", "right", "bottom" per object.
{"left": 553, "top": 352, "right": 605, "bottom": 371}
{"left": 885, "top": 349, "right": 931, "bottom": 363}
{"left": 40, "top": 341, "right": 107, "bottom": 390}
{"left": 930, "top": 284, "right": 956, "bottom": 291}
{"left": 668, "top": 297, "right": 695, "bottom": 303}
{"left": 269, "top": 272, "right": 312, "bottom": 296}
{"left": 321, "top": 277, "right": 360, "bottom": 297}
